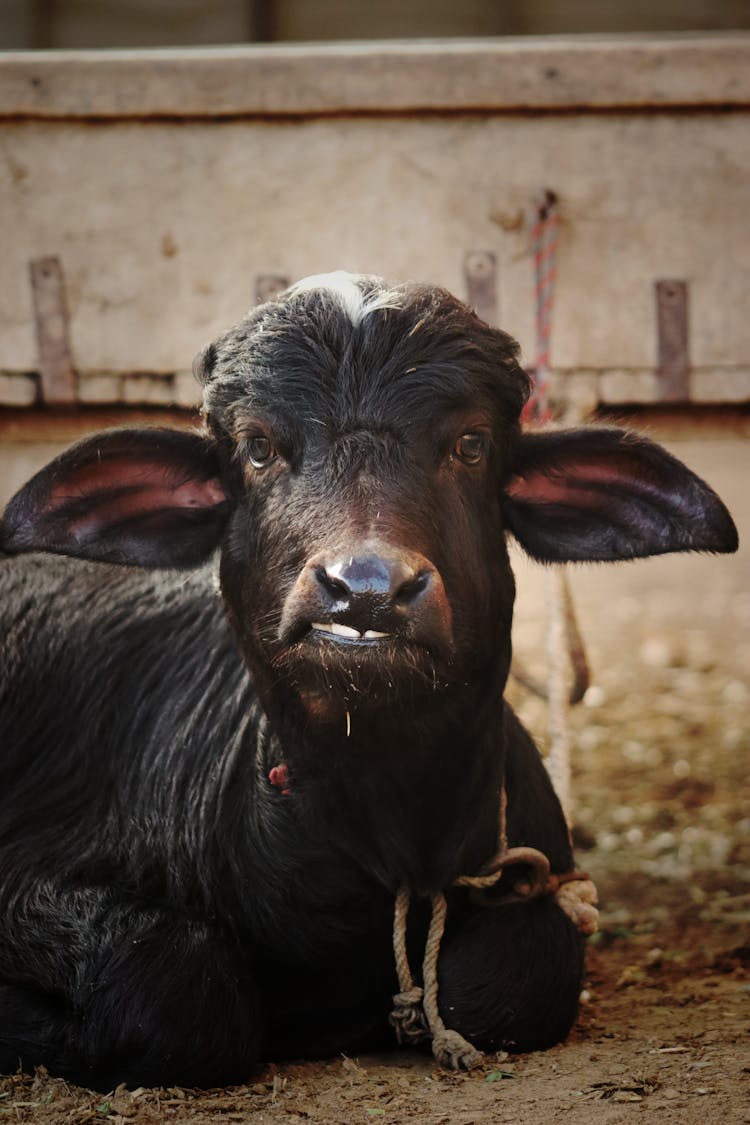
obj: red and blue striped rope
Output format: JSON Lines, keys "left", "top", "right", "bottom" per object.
{"left": 523, "top": 190, "right": 558, "bottom": 425}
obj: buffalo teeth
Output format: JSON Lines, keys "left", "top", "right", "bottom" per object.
{"left": 311, "top": 623, "right": 390, "bottom": 641}
{"left": 312, "top": 622, "right": 362, "bottom": 640}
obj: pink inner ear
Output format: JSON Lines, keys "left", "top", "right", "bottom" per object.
{"left": 170, "top": 478, "right": 227, "bottom": 508}
{"left": 507, "top": 458, "right": 639, "bottom": 506}
{"left": 46, "top": 460, "right": 227, "bottom": 514}
{"left": 507, "top": 470, "right": 573, "bottom": 505}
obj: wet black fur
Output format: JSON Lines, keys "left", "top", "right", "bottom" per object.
{"left": 0, "top": 277, "right": 737, "bottom": 1089}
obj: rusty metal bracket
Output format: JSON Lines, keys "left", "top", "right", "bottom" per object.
{"left": 464, "top": 251, "right": 498, "bottom": 327}
{"left": 29, "top": 256, "right": 76, "bottom": 405}
{"left": 255, "top": 274, "right": 289, "bottom": 305}
{"left": 656, "top": 279, "right": 689, "bottom": 403}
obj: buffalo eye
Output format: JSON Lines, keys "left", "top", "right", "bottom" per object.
{"left": 245, "top": 435, "right": 277, "bottom": 468}
{"left": 454, "top": 432, "right": 486, "bottom": 466}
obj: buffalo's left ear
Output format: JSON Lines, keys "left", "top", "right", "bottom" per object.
{"left": 503, "top": 428, "right": 738, "bottom": 562}
{"left": 1, "top": 428, "right": 230, "bottom": 568}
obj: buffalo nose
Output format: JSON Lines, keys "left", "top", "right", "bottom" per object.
{"left": 306, "top": 549, "right": 443, "bottom": 638}
{"left": 316, "top": 554, "right": 428, "bottom": 607}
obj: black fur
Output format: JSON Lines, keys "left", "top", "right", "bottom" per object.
{"left": 0, "top": 274, "right": 737, "bottom": 1089}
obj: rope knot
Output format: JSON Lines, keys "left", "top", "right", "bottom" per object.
{"left": 431, "top": 1028, "right": 483, "bottom": 1071}
{"left": 388, "top": 987, "right": 430, "bottom": 1045}
{"left": 554, "top": 876, "right": 599, "bottom": 935}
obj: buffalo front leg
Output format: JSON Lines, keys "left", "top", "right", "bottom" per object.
{"left": 0, "top": 904, "right": 263, "bottom": 1090}
{"left": 435, "top": 894, "right": 585, "bottom": 1054}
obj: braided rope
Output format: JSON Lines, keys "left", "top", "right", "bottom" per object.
{"left": 544, "top": 566, "right": 573, "bottom": 824}
{"left": 389, "top": 886, "right": 430, "bottom": 1046}
{"left": 421, "top": 892, "right": 484, "bottom": 1070}
{"left": 547, "top": 873, "right": 599, "bottom": 935}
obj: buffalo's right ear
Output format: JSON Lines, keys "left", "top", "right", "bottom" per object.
{"left": 1, "top": 428, "right": 230, "bottom": 568}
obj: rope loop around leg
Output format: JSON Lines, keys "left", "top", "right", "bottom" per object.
{"left": 389, "top": 862, "right": 598, "bottom": 1067}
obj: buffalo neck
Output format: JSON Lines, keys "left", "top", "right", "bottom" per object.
{"left": 264, "top": 663, "right": 509, "bottom": 897}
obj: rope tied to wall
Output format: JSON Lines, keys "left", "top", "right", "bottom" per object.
{"left": 522, "top": 188, "right": 558, "bottom": 428}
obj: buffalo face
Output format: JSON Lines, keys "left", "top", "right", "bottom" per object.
{"left": 200, "top": 274, "right": 527, "bottom": 722}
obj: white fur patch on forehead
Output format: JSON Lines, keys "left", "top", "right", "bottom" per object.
{"left": 287, "top": 271, "right": 405, "bottom": 326}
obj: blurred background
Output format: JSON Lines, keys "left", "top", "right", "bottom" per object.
{"left": 0, "top": 4, "right": 748, "bottom": 1114}
{"left": 3, "top": 0, "right": 750, "bottom": 48}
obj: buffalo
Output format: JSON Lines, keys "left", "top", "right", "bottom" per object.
{"left": 0, "top": 272, "right": 738, "bottom": 1088}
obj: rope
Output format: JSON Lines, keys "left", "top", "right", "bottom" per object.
{"left": 389, "top": 886, "right": 430, "bottom": 1046}
{"left": 546, "top": 872, "right": 599, "bottom": 936}
{"left": 544, "top": 566, "right": 573, "bottom": 823}
{"left": 510, "top": 570, "right": 590, "bottom": 705}
{"left": 522, "top": 189, "right": 558, "bottom": 426}
{"left": 389, "top": 885, "right": 485, "bottom": 1068}
{"left": 422, "top": 893, "right": 484, "bottom": 1070}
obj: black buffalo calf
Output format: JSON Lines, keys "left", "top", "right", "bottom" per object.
{"left": 0, "top": 272, "right": 738, "bottom": 1088}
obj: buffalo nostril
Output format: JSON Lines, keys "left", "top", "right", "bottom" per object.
{"left": 314, "top": 565, "right": 350, "bottom": 600}
{"left": 394, "top": 571, "right": 430, "bottom": 605}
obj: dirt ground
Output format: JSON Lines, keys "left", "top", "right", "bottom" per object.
{"left": 1, "top": 439, "right": 748, "bottom": 1124}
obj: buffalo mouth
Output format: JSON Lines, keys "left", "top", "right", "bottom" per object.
{"left": 275, "top": 547, "right": 455, "bottom": 676}
{"left": 271, "top": 619, "right": 454, "bottom": 711}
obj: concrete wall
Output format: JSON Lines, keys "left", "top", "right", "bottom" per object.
{"left": 6, "top": 0, "right": 750, "bottom": 48}
{"left": 0, "top": 36, "right": 748, "bottom": 412}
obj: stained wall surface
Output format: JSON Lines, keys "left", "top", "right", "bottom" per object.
{"left": 1, "top": 37, "right": 748, "bottom": 410}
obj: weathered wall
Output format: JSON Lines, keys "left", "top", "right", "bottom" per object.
{"left": 1, "top": 37, "right": 748, "bottom": 411}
